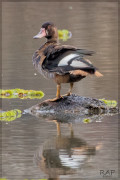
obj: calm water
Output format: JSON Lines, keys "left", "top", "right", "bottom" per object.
{"left": 1, "top": 2, "right": 119, "bottom": 180}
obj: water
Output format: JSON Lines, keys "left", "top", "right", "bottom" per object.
{"left": 1, "top": 2, "right": 119, "bottom": 180}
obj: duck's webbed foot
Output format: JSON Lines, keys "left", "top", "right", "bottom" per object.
{"left": 61, "top": 92, "right": 72, "bottom": 98}
{"left": 47, "top": 84, "right": 62, "bottom": 102}
{"left": 45, "top": 83, "right": 73, "bottom": 102}
{"left": 47, "top": 97, "right": 62, "bottom": 102}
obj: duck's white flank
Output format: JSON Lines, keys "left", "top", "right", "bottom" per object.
{"left": 58, "top": 54, "right": 79, "bottom": 66}
{"left": 70, "top": 60, "right": 89, "bottom": 68}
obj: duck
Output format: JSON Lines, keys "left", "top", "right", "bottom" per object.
{"left": 32, "top": 22, "right": 103, "bottom": 101}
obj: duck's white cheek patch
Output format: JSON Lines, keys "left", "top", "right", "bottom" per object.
{"left": 58, "top": 54, "right": 79, "bottom": 66}
{"left": 70, "top": 60, "right": 88, "bottom": 68}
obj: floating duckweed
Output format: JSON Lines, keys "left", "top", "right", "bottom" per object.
{"left": 99, "top": 99, "right": 117, "bottom": 108}
{"left": 58, "top": 29, "right": 72, "bottom": 41}
{"left": 83, "top": 118, "right": 91, "bottom": 123}
{"left": 0, "top": 109, "right": 22, "bottom": 122}
{"left": 0, "top": 89, "right": 44, "bottom": 99}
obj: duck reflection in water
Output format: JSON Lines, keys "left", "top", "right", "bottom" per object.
{"left": 34, "top": 122, "right": 102, "bottom": 179}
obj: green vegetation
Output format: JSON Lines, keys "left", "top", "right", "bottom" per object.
{"left": 0, "top": 89, "right": 44, "bottom": 99}
{"left": 99, "top": 99, "right": 117, "bottom": 108}
{"left": 83, "top": 118, "right": 91, "bottom": 123}
{"left": 58, "top": 29, "right": 72, "bottom": 41}
{"left": 0, "top": 109, "right": 22, "bottom": 122}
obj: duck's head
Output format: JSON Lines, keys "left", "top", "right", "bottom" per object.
{"left": 33, "top": 22, "right": 58, "bottom": 42}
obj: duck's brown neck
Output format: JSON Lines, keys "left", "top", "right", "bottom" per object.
{"left": 46, "top": 27, "right": 59, "bottom": 43}
{"left": 46, "top": 37, "right": 59, "bottom": 43}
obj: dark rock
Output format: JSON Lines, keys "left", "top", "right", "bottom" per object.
{"left": 25, "top": 94, "right": 119, "bottom": 123}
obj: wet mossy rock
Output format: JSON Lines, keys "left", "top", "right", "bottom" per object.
{"left": 29, "top": 94, "right": 119, "bottom": 115}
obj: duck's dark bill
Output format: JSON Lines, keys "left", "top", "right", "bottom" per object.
{"left": 33, "top": 28, "right": 46, "bottom": 39}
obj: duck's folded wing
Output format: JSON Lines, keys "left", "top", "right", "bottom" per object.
{"left": 43, "top": 45, "right": 96, "bottom": 75}
{"left": 62, "top": 45, "right": 95, "bottom": 56}
{"left": 44, "top": 44, "right": 95, "bottom": 59}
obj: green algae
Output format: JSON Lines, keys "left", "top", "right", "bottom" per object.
{"left": 0, "top": 89, "right": 44, "bottom": 99}
{"left": 58, "top": 29, "right": 72, "bottom": 41}
{"left": 99, "top": 99, "right": 117, "bottom": 108}
{"left": 83, "top": 118, "right": 91, "bottom": 123}
{"left": 0, "top": 109, "right": 22, "bottom": 122}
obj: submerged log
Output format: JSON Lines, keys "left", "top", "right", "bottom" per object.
{"left": 25, "top": 94, "right": 119, "bottom": 123}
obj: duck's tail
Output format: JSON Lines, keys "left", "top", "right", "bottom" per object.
{"left": 95, "top": 71, "right": 103, "bottom": 77}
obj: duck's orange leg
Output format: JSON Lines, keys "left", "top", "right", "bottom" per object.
{"left": 67, "top": 82, "right": 74, "bottom": 96}
{"left": 56, "top": 84, "right": 61, "bottom": 99}
{"left": 62, "top": 82, "right": 74, "bottom": 97}
{"left": 48, "top": 84, "right": 61, "bottom": 102}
